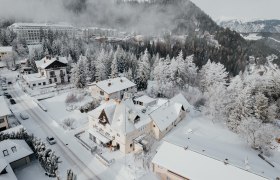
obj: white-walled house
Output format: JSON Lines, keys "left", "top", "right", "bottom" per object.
{"left": 89, "top": 77, "right": 137, "bottom": 100}
{"left": 22, "top": 56, "right": 68, "bottom": 88}
{"left": 0, "top": 46, "right": 12, "bottom": 60}
{"left": 88, "top": 99, "right": 152, "bottom": 153}
{"left": 0, "top": 96, "right": 11, "bottom": 131}
{"left": 87, "top": 93, "right": 190, "bottom": 153}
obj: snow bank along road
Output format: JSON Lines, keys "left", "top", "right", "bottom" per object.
{"left": 9, "top": 84, "right": 101, "bottom": 180}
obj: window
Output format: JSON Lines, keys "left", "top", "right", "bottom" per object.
{"left": 11, "top": 146, "right": 17, "bottom": 153}
{"left": 41, "top": 71, "right": 44, "bottom": 76}
{"left": 130, "top": 144, "right": 133, "bottom": 148}
{"left": 50, "top": 71, "right": 55, "bottom": 77}
{"left": 54, "top": 78, "right": 57, "bottom": 82}
{"left": 43, "top": 82, "right": 46, "bottom": 85}
{"left": 49, "top": 79, "right": 52, "bottom": 84}
{"left": 3, "top": 150, "right": 9, "bottom": 156}
{"left": 100, "top": 91, "right": 104, "bottom": 95}
{"left": 153, "top": 124, "right": 155, "bottom": 127}
{"left": 33, "top": 84, "right": 36, "bottom": 86}
{"left": 38, "top": 83, "right": 41, "bottom": 85}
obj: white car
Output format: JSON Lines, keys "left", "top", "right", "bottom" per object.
{"left": 20, "top": 112, "right": 29, "bottom": 120}
{"left": 46, "top": 136, "right": 56, "bottom": 145}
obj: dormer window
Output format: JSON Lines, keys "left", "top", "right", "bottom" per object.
{"left": 3, "top": 149, "right": 9, "bottom": 156}
{"left": 134, "top": 115, "right": 140, "bottom": 124}
{"left": 11, "top": 146, "right": 17, "bottom": 153}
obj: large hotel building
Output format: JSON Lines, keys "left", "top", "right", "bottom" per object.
{"left": 8, "top": 23, "right": 75, "bottom": 45}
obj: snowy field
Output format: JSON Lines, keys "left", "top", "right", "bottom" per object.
{"left": 41, "top": 90, "right": 92, "bottom": 130}
{"left": 241, "top": 33, "right": 263, "bottom": 40}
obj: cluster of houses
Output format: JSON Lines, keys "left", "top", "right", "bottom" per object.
{"left": 86, "top": 77, "right": 191, "bottom": 154}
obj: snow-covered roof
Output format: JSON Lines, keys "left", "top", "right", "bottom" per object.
{"left": 10, "top": 22, "right": 73, "bottom": 28}
{"left": 170, "top": 93, "right": 192, "bottom": 111}
{"left": 0, "top": 46, "right": 12, "bottom": 52}
{"left": 35, "top": 56, "right": 67, "bottom": 69}
{"left": 88, "top": 99, "right": 151, "bottom": 135}
{"left": 0, "top": 96, "right": 11, "bottom": 117}
{"left": 0, "top": 159, "right": 17, "bottom": 180}
{"left": 149, "top": 101, "right": 183, "bottom": 132}
{"left": 0, "top": 159, "right": 8, "bottom": 172}
{"left": 152, "top": 141, "right": 268, "bottom": 180}
{"left": 0, "top": 140, "right": 33, "bottom": 164}
{"left": 134, "top": 95, "right": 156, "bottom": 104}
{"left": 164, "top": 115, "right": 280, "bottom": 179}
{"left": 93, "top": 77, "right": 136, "bottom": 94}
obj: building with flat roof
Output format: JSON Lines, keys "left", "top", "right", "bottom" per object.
{"left": 0, "top": 46, "right": 13, "bottom": 63}
{"left": 9, "top": 23, "right": 75, "bottom": 45}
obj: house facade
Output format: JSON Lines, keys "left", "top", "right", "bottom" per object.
{"left": 22, "top": 56, "right": 68, "bottom": 88}
{"left": 0, "top": 96, "right": 11, "bottom": 131}
{"left": 89, "top": 77, "right": 137, "bottom": 100}
{"left": 87, "top": 93, "right": 190, "bottom": 154}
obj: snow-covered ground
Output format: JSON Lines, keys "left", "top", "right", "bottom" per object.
{"left": 164, "top": 111, "right": 280, "bottom": 179}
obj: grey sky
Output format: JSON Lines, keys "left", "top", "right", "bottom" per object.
{"left": 191, "top": 0, "right": 280, "bottom": 21}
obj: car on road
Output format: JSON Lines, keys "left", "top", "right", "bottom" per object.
{"left": 7, "top": 81, "right": 12, "bottom": 85}
{"left": 20, "top": 112, "right": 29, "bottom": 120}
{"left": 46, "top": 136, "right": 56, "bottom": 145}
{"left": 5, "top": 94, "right": 12, "bottom": 99}
{"left": 10, "top": 99, "right": 16, "bottom": 104}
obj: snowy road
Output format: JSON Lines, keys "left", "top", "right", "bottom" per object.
{"left": 8, "top": 84, "right": 101, "bottom": 180}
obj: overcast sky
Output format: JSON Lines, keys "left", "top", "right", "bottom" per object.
{"left": 191, "top": 0, "right": 280, "bottom": 21}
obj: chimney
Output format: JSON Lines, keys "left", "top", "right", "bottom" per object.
{"left": 120, "top": 78, "right": 123, "bottom": 83}
{"left": 108, "top": 82, "right": 111, "bottom": 86}
{"left": 105, "top": 97, "right": 109, "bottom": 101}
{"left": 224, "top": 158, "right": 229, "bottom": 165}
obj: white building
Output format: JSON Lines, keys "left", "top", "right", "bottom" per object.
{"left": 152, "top": 141, "right": 269, "bottom": 180}
{"left": 89, "top": 77, "right": 137, "bottom": 100}
{"left": 22, "top": 56, "right": 68, "bottom": 88}
{"left": 87, "top": 93, "right": 190, "bottom": 153}
{"left": 9, "top": 23, "right": 75, "bottom": 45}
{"left": 0, "top": 159, "right": 17, "bottom": 180}
{"left": 0, "top": 96, "right": 11, "bottom": 131}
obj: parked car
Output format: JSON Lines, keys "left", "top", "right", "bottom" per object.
{"left": 7, "top": 81, "right": 12, "bottom": 85}
{"left": 20, "top": 112, "right": 29, "bottom": 120}
{"left": 46, "top": 136, "right": 56, "bottom": 145}
{"left": 5, "top": 94, "right": 12, "bottom": 99}
{"left": 10, "top": 99, "right": 16, "bottom": 104}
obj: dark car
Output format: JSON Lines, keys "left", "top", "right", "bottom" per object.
{"left": 10, "top": 99, "right": 16, "bottom": 104}
{"left": 5, "top": 94, "right": 12, "bottom": 99}
{"left": 7, "top": 81, "right": 12, "bottom": 85}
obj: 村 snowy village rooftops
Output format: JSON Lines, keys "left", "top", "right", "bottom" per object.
{"left": 163, "top": 114, "right": 280, "bottom": 179}
{"left": 0, "top": 96, "right": 11, "bottom": 117}
{"left": 0, "top": 139, "right": 33, "bottom": 164}
{"left": 89, "top": 77, "right": 136, "bottom": 94}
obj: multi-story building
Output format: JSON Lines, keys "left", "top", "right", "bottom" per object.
{"left": 22, "top": 56, "right": 68, "bottom": 88}
{"left": 87, "top": 93, "right": 190, "bottom": 153}
{"left": 89, "top": 77, "right": 137, "bottom": 100}
{"left": 0, "top": 96, "right": 11, "bottom": 131}
{"left": 8, "top": 23, "right": 75, "bottom": 45}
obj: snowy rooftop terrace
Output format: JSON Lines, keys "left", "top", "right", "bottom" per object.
{"left": 22, "top": 73, "right": 47, "bottom": 82}
{"left": 163, "top": 114, "right": 280, "bottom": 179}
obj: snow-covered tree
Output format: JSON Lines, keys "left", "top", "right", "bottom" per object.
{"left": 137, "top": 49, "right": 151, "bottom": 90}
{"left": 95, "top": 49, "right": 108, "bottom": 81}
{"left": 253, "top": 92, "right": 269, "bottom": 122}
{"left": 71, "top": 56, "right": 87, "bottom": 88}
{"left": 111, "top": 52, "right": 118, "bottom": 78}
{"left": 199, "top": 60, "right": 228, "bottom": 93}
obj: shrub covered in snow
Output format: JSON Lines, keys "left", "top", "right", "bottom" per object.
{"left": 62, "top": 118, "right": 76, "bottom": 130}
{"left": 65, "top": 92, "right": 84, "bottom": 104}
